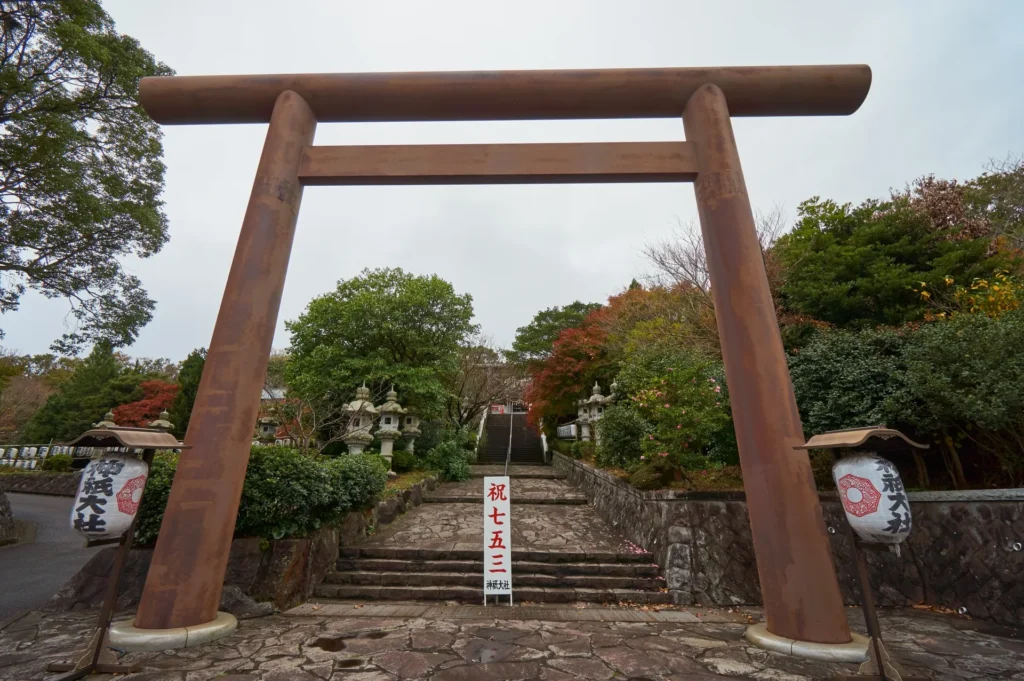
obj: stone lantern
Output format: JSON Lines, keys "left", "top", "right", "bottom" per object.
{"left": 402, "top": 410, "right": 422, "bottom": 453}
{"left": 582, "top": 383, "right": 614, "bottom": 445}
{"left": 256, "top": 416, "right": 278, "bottom": 444}
{"left": 576, "top": 400, "right": 592, "bottom": 442}
{"left": 376, "top": 387, "right": 405, "bottom": 474}
{"left": 149, "top": 410, "right": 175, "bottom": 434}
{"left": 342, "top": 384, "right": 377, "bottom": 454}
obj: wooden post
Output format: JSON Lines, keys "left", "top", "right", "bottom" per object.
{"left": 134, "top": 91, "right": 317, "bottom": 629}
{"left": 683, "top": 84, "right": 851, "bottom": 644}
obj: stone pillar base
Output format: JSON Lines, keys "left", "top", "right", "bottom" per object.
{"left": 745, "top": 624, "right": 868, "bottom": 663}
{"left": 109, "top": 612, "right": 237, "bottom": 652}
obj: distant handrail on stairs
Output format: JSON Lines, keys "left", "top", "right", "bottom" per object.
{"left": 505, "top": 411, "right": 514, "bottom": 476}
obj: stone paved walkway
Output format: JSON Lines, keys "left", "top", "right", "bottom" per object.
{"left": 361, "top": 467, "right": 636, "bottom": 554}
{"left": 1, "top": 605, "right": 1021, "bottom": 680}
{"left": 425, "top": 479, "right": 587, "bottom": 504}
{"left": 361, "top": 501, "right": 638, "bottom": 553}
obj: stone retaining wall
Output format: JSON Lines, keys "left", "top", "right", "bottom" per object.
{"left": 0, "top": 471, "right": 81, "bottom": 496}
{"left": 0, "top": 491, "right": 16, "bottom": 545}
{"left": 553, "top": 453, "right": 1024, "bottom": 627}
{"left": 48, "top": 474, "right": 438, "bottom": 613}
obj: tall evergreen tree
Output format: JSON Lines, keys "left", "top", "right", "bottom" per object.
{"left": 169, "top": 348, "right": 206, "bottom": 438}
{"left": 23, "top": 342, "right": 123, "bottom": 441}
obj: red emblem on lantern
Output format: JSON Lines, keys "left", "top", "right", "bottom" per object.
{"left": 837, "top": 474, "right": 881, "bottom": 518}
{"left": 116, "top": 475, "right": 147, "bottom": 515}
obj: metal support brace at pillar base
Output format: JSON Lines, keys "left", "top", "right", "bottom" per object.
{"left": 108, "top": 612, "right": 237, "bottom": 652}
{"left": 745, "top": 624, "right": 869, "bottom": 663}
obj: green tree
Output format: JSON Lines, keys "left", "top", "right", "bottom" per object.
{"left": 0, "top": 1, "right": 173, "bottom": 353}
{"left": 776, "top": 194, "right": 1013, "bottom": 328}
{"left": 286, "top": 268, "right": 477, "bottom": 417}
{"left": 507, "top": 301, "right": 602, "bottom": 368}
{"left": 902, "top": 309, "right": 1024, "bottom": 486}
{"left": 966, "top": 155, "right": 1024, "bottom": 253}
{"left": 168, "top": 347, "right": 205, "bottom": 438}
{"left": 22, "top": 341, "right": 123, "bottom": 440}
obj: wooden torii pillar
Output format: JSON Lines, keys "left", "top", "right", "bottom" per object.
{"left": 134, "top": 65, "right": 871, "bottom": 647}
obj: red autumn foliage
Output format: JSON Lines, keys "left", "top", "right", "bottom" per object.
{"left": 112, "top": 380, "right": 179, "bottom": 427}
{"left": 525, "top": 289, "right": 655, "bottom": 427}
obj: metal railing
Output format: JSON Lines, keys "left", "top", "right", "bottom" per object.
{"left": 505, "top": 411, "right": 514, "bottom": 476}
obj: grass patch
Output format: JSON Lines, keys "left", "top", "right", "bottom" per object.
{"left": 381, "top": 470, "right": 436, "bottom": 499}
{"left": 0, "top": 467, "right": 37, "bottom": 475}
{"left": 669, "top": 465, "right": 745, "bottom": 492}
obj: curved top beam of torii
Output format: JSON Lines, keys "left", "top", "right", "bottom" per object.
{"left": 139, "top": 64, "right": 871, "bottom": 125}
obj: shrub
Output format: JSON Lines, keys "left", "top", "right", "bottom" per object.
{"left": 134, "top": 452, "right": 179, "bottom": 546}
{"left": 788, "top": 327, "right": 914, "bottom": 436}
{"left": 628, "top": 457, "right": 674, "bottom": 490}
{"left": 391, "top": 448, "right": 417, "bottom": 473}
{"left": 568, "top": 440, "right": 595, "bottom": 461}
{"left": 624, "top": 347, "right": 733, "bottom": 471}
{"left": 549, "top": 438, "right": 573, "bottom": 457}
{"left": 328, "top": 453, "right": 389, "bottom": 513}
{"left": 426, "top": 438, "right": 472, "bottom": 482}
{"left": 134, "top": 447, "right": 388, "bottom": 546}
{"left": 40, "top": 454, "right": 74, "bottom": 472}
{"left": 595, "top": 405, "right": 652, "bottom": 470}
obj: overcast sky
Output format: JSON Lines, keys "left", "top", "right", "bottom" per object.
{"left": 5, "top": 0, "right": 1024, "bottom": 360}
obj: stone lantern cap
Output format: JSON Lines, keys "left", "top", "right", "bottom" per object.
{"left": 93, "top": 409, "right": 118, "bottom": 429}
{"left": 378, "top": 388, "right": 406, "bottom": 414}
{"left": 149, "top": 410, "right": 174, "bottom": 432}
{"left": 795, "top": 425, "right": 928, "bottom": 455}
{"left": 344, "top": 384, "right": 378, "bottom": 415}
{"left": 583, "top": 382, "right": 611, "bottom": 406}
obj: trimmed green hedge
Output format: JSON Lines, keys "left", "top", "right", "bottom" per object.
{"left": 134, "top": 446, "right": 388, "bottom": 546}
{"left": 40, "top": 454, "right": 74, "bottom": 472}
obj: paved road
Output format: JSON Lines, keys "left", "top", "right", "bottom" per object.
{"left": 0, "top": 493, "right": 102, "bottom": 619}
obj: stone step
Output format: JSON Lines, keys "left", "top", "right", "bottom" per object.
{"left": 468, "top": 468, "right": 565, "bottom": 480}
{"left": 313, "top": 584, "right": 673, "bottom": 605}
{"left": 333, "top": 558, "right": 661, "bottom": 578}
{"left": 338, "top": 546, "right": 655, "bottom": 564}
{"left": 323, "top": 570, "right": 664, "bottom": 590}
{"left": 422, "top": 494, "right": 587, "bottom": 505}
{"left": 478, "top": 457, "right": 545, "bottom": 466}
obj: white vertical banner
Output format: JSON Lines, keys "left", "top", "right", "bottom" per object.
{"left": 483, "top": 475, "right": 512, "bottom": 599}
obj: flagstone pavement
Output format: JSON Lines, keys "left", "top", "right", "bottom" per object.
{"left": 1, "top": 603, "right": 1021, "bottom": 680}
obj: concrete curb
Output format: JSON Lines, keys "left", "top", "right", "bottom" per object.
{"left": 745, "top": 623, "right": 869, "bottom": 662}
{"left": 109, "top": 611, "right": 237, "bottom": 652}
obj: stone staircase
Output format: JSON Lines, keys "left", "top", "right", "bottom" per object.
{"left": 317, "top": 547, "right": 669, "bottom": 604}
{"left": 479, "top": 413, "right": 545, "bottom": 464}
{"left": 313, "top": 465, "right": 670, "bottom": 605}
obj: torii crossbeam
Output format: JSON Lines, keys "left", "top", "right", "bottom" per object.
{"left": 133, "top": 65, "right": 871, "bottom": 650}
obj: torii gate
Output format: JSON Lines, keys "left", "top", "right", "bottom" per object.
{"left": 132, "top": 65, "right": 871, "bottom": 650}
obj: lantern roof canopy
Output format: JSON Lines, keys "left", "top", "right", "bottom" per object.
{"left": 378, "top": 388, "right": 406, "bottom": 414}
{"left": 582, "top": 382, "right": 612, "bottom": 406}
{"left": 62, "top": 426, "right": 188, "bottom": 450}
{"left": 344, "top": 384, "right": 378, "bottom": 414}
{"left": 795, "top": 426, "right": 928, "bottom": 451}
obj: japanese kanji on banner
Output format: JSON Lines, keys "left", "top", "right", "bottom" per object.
{"left": 832, "top": 453, "right": 912, "bottom": 546}
{"left": 70, "top": 456, "right": 149, "bottom": 540}
{"left": 483, "top": 475, "right": 512, "bottom": 597}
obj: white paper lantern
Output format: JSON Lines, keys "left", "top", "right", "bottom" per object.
{"left": 832, "top": 453, "right": 911, "bottom": 545}
{"left": 70, "top": 456, "right": 150, "bottom": 540}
